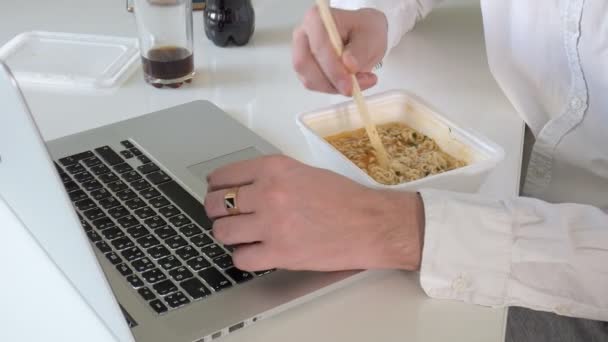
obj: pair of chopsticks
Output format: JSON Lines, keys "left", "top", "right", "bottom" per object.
{"left": 315, "top": 0, "right": 390, "bottom": 169}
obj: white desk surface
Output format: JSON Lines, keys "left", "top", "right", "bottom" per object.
{"left": 0, "top": 0, "right": 524, "bottom": 341}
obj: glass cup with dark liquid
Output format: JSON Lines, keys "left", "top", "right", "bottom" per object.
{"left": 134, "top": 0, "right": 195, "bottom": 88}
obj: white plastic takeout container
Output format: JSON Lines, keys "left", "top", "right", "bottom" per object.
{"left": 296, "top": 90, "right": 505, "bottom": 193}
{"left": 0, "top": 31, "right": 139, "bottom": 90}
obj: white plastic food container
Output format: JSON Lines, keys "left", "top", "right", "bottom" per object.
{"left": 0, "top": 31, "right": 139, "bottom": 89}
{"left": 296, "top": 90, "right": 505, "bottom": 193}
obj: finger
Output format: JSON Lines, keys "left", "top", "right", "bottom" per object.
{"left": 304, "top": 7, "right": 352, "bottom": 95}
{"left": 232, "top": 243, "right": 276, "bottom": 272}
{"left": 355, "top": 72, "right": 378, "bottom": 91}
{"left": 206, "top": 157, "right": 267, "bottom": 192}
{"left": 204, "top": 183, "right": 258, "bottom": 219}
{"left": 292, "top": 27, "right": 338, "bottom": 93}
{"left": 212, "top": 214, "right": 263, "bottom": 245}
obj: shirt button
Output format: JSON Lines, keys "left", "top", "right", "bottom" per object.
{"left": 451, "top": 275, "right": 471, "bottom": 292}
{"left": 570, "top": 97, "right": 583, "bottom": 110}
{"left": 555, "top": 304, "right": 570, "bottom": 315}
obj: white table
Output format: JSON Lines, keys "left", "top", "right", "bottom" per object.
{"left": 0, "top": 0, "right": 524, "bottom": 341}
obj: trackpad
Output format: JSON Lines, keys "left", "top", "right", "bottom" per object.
{"left": 187, "top": 147, "right": 262, "bottom": 182}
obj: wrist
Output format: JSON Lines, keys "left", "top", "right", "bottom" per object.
{"left": 373, "top": 190, "right": 425, "bottom": 271}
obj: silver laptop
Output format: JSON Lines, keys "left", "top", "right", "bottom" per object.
{"left": 0, "top": 61, "right": 363, "bottom": 342}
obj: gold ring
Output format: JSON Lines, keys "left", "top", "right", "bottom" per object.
{"left": 224, "top": 187, "right": 240, "bottom": 215}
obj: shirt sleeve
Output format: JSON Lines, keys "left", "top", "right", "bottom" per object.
{"left": 330, "top": 0, "right": 438, "bottom": 53}
{"left": 419, "top": 189, "right": 608, "bottom": 321}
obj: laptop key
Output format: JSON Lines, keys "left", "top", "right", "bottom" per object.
{"left": 95, "top": 241, "right": 112, "bottom": 253}
{"left": 153, "top": 280, "right": 178, "bottom": 296}
{"left": 55, "top": 162, "right": 66, "bottom": 175}
{"left": 116, "top": 263, "right": 133, "bottom": 276}
{"left": 201, "top": 244, "right": 225, "bottom": 259}
{"left": 179, "top": 224, "right": 202, "bottom": 238}
{"left": 225, "top": 268, "right": 253, "bottom": 284}
{"left": 122, "top": 171, "right": 142, "bottom": 183}
{"left": 114, "top": 163, "right": 134, "bottom": 174}
{"left": 120, "top": 150, "right": 134, "bottom": 159}
{"left": 186, "top": 257, "right": 211, "bottom": 272}
{"left": 59, "top": 151, "right": 94, "bottom": 166}
{"left": 158, "top": 255, "right": 182, "bottom": 271}
{"left": 95, "top": 146, "right": 123, "bottom": 166}
{"left": 144, "top": 216, "right": 166, "bottom": 230}
{"left": 121, "top": 247, "right": 145, "bottom": 262}
{"left": 254, "top": 270, "right": 275, "bottom": 276}
{"left": 142, "top": 268, "right": 167, "bottom": 284}
{"left": 169, "top": 214, "right": 191, "bottom": 227}
{"left": 130, "top": 147, "right": 143, "bottom": 156}
{"left": 137, "top": 234, "right": 160, "bottom": 249}
{"left": 125, "top": 198, "right": 146, "bottom": 210}
{"left": 108, "top": 206, "right": 130, "bottom": 219}
{"left": 90, "top": 164, "right": 111, "bottom": 176}
{"left": 175, "top": 246, "right": 199, "bottom": 261}
{"left": 84, "top": 208, "right": 106, "bottom": 221}
{"left": 120, "top": 140, "right": 135, "bottom": 149}
{"left": 60, "top": 173, "right": 72, "bottom": 184}
{"left": 126, "top": 274, "right": 145, "bottom": 288}
{"left": 107, "top": 181, "right": 128, "bottom": 193}
{"left": 180, "top": 278, "right": 211, "bottom": 300}
{"left": 132, "top": 257, "right": 155, "bottom": 273}
{"left": 92, "top": 217, "right": 115, "bottom": 230}
{"left": 166, "top": 235, "right": 188, "bottom": 249}
{"left": 102, "top": 227, "right": 125, "bottom": 240}
{"left": 154, "top": 226, "right": 176, "bottom": 240}
{"left": 159, "top": 205, "right": 180, "bottom": 218}
{"left": 69, "top": 190, "right": 87, "bottom": 202}
{"left": 164, "top": 291, "right": 190, "bottom": 309}
{"left": 146, "top": 171, "right": 171, "bottom": 185}
{"left": 111, "top": 236, "right": 135, "bottom": 250}
{"left": 117, "top": 189, "right": 138, "bottom": 202}
{"left": 137, "top": 155, "right": 152, "bottom": 164}
{"left": 169, "top": 266, "right": 193, "bottom": 282}
{"left": 134, "top": 207, "right": 155, "bottom": 220}
{"left": 213, "top": 254, "right": 233, "bottom": 269}
{"left": 126, "top": 225, "right": 149, "bottom": 239}
{"left": 64, "top": 180, "right": 80, "bottom": 193}
{"left": 86, "top": 230, "right": 102, "bottom": 242}
{"left": 148, "top": 245, "right": 171, "bottom": 259}
{"left": 131, "top": 179, "right": 151, "bottom": 191}
{"left": 105, "top": 252, "right": 122, "bottom": 265}
{"left": 66, "top": 163, "right": 86, "bottom": 174}
{"left": 80, "top": 219, "right": 92, "bottom": 232}
{"left": 149, "top": 196, "right": 170, "bottom": 209}
{"left": 99, "top": 173, "right": 119, "bottom": 184}
{"left": 137, "top": 287, "right": 156, "bottom": 301}
{"left": 138, "top": 163, "right": 159, "bottom": 175}
{"left": 117, "top": 215, "right": 140, "bottom": 229}
{"left": 73, "top": 171, "right": 94, "bottom": 183}
{"left": 157, "top": 180, "right": 213, "bottom": 230}
{"left": 82, "top": 180, "right": 102, "bottom": 192}
{"left": 90, "top": 188, "right": 112, "bottom": 201}
{"left": 198, "top": 267, "right": 232, "bottom": 292}
{"left": 140, "top": 188, "right": 161, "bottom": 200}
{"left": 82, "top": 156, "right": 102, "bottom": 167}
{"left": 149, "top": 299, "right": 168, "bottom": 314}
{"left": 75, "top": 198, "right": 96, "bottom": 211}
{"left": 190, "top": 234, "right": 213, "bottom": 248}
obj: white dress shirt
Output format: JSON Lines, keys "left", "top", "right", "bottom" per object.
{"left": 331, "top": 0, "right": 608, "bottom": 321}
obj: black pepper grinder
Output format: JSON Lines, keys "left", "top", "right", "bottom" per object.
{"left": 204, "top": 0, "right": 255, "bottom": 47}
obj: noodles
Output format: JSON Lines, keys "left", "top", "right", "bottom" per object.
{"left": 325, "top": 122, "right": 467, "bottom": 185}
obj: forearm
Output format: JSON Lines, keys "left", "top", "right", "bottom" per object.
{"left": 418, "top": 189, "right": 608, "bottom": 321}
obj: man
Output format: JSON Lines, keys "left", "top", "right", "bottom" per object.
{"left": 204, "top": 1, "right": 608, "bottom": 340}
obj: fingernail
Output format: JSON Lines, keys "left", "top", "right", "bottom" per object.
{"left": 337, "top": 79, "right": 350, "bottom": 95}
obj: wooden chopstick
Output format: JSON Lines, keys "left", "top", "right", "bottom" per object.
{"left": 315, "top": 0, "right": 390, "bottom": 169}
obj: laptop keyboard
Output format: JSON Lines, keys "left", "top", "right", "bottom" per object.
{"left": 55, "top": 141, "right": 272, "bottom": 315}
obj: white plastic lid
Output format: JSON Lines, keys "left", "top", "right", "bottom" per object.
{"left": 0, "top": 31, "right": 139, "bottom": 89}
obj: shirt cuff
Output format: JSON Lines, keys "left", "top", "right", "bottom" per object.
{"left": 418, "top": 189, "right": 512, "bottom": 307}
